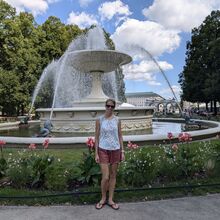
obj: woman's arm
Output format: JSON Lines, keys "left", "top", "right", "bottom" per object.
{"left": 118, "top": 120, "right": 123, "bottom": 150}
{"left": 95, "top": 119, "right": 100, "bottom": 163}
{"left": 118, "top": 120, "right": 125, "bottom": 160}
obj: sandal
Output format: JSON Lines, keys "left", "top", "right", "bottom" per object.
{"left": 95, "top": 201, "right": 106, "bottom": 210}
{"left": 108, "top": 203, "right": 119, "bottom": 210}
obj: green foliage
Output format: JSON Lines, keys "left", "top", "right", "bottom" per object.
{"left": 0, "top": 157, "right": 7, "bottom": 177}
{"left": 7, "top": 159, "right": 32, "bottom": 188}
{"left": 0, "top": 68, "right": 20, "bottom": 115}
{"left": 2, "top": 141, "right": 220, "bottom": 192}
{"left": 120, "top": 147, "right": 160, "bottom": 186}
{"left": 6, "top": 150, "right": 55, "bottom": 188}
{"left": 0, "top": 2, "right": 82, "bottom": 116}
{"left": 29, "top": 154, "right": 55, "bottom": 188}
{"left": 160, "top": 141, "right": 216, "bottom": 181}
{"left": 45, "top": 164, "right": 68, "bottom": 191}
{"left": 77, "top": 150, "right": 101, "bottom": 186}
{"left": 179, "top": 10, "right": 220, "bottom": 113}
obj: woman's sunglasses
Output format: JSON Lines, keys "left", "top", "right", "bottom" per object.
{"left": 106, "top": 104, "right": 115, "bottom": 109}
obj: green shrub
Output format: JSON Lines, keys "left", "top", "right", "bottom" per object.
{"left": 29, "top": 154, "right": 55, "bottom": 188}
{"left": 45, "top": 164, "right": 68, "bottom": 191}
{"left": 160, "top": 141, "right": 216, "bottom": 181}
{"left": 7, "top": 159, "right": 32, "bottom": 188}
{"left": 66, "top": 164, "right": 82, "bottom": 189}
{"left": 77, "top": 151, "right": 101, "bottom": 186}
{"left": 0, "top": 157, "right": 7, "bottom": 178}
{"left": 120, "top": 147, "right": 160, "bottom": 186}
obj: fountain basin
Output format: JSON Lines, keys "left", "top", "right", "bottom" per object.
{"left": 36, "top": 106, "right": 154, "bottom": 133}
{"left": 67, "top": 50, "right": 132, "bottom": 73}
{"left": 0, "top": 119, "right": 219, "bottom": 148}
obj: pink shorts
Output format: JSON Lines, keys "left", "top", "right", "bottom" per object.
{"left": 98, "top": 148, "right": 121, "bottom": 164}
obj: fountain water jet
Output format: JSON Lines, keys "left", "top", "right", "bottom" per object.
{"left": 119, "top": 44, "right": 182, "bottom": 113}
{"left": 34, "top": 27, "right": 154, "bottom": 133}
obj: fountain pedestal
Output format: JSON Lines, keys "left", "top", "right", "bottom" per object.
{"left": 73, "top": 71, "right": 109, "bottom": 107}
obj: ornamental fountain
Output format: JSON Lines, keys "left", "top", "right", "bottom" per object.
{"left": 35, "top": 27, "right": 154, "bottom": 134}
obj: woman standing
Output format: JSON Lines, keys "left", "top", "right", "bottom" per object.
{"left": 95, "top": 98, "right": 125, "bottom": 210}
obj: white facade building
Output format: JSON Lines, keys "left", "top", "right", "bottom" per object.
{"left": 126, "top": 92, "right": 165, "bottom": 106}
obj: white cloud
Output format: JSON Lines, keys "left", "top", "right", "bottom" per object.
{"left": 5, "top": 0, "right": 60, "bottom": 16}
{"left": 159, "top": 85, "right": 182, "bottom": 99}
{"left": 142, "top": 0, "right": 220, "bottom": 32}
{"left": 67, "top": 11, "right": 98, "bottom": 29}
{"left": 79, "top": 0, "right": 93, "bottom": 7}
{"left": 123, "top": 60, "right": 173, "bottom": 85}
{"left": 98, "top": 0, "right": 132, "bottom": 21}
{"left": 111, "top": 19, "right": 180, "bottom": 57}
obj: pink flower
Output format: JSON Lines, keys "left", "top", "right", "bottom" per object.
{"left": 127, "top": 141, "right": 133, "bottom": 148}
{"left": 86, "top": 137, "right": 95, "bottom": 150}
{"left": 43, "top": 139, "right": 50, "bottom": 149}
{"left": 127, "top": 141, "right": 139, "bottom": 149}
{"left": 29, "top": 143, "right": 36, "bottom": 150}
{"left": 172, "top": 143, "right": 178, "bottom": 151}
{"left": 0, "top": 140, "right": 6, "bottom": 146}
{"left": 178, "top": 132, "right": 192, "bottom": 142}
{"left": 167, "top": 132, "right": 174, "bottom": 140}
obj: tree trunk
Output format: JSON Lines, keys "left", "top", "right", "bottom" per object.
{"left": 206, "top": 102, "right": 208, "bottom": 111}
{"left": 214, "top": 100, "right": 217, "bottom": 115}
{"left": 210, "top": 101, "right": 213, "bottom": 112}
{"left": 21, "top": 105, "right": 24, "bottom": 115}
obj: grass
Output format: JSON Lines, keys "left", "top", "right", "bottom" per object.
{"left": 3, "top": 147, "right": 87, "bottom": 167}
{"left": 1, "top": 177, "right": 220, "bottom": 205}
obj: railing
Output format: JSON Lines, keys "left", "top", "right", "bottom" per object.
{"left": 0, "top": 183, "right": 220, "bottom": 200}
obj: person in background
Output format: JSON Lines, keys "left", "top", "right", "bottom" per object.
{"left": 95, "top": 98, "right": 125, "bottom": 210}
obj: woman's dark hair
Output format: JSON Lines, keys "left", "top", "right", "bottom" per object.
{"left": 105, "top": 98, "right": 116, "bottom": 107}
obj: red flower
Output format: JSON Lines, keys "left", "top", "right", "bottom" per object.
{"left": 43, "top": 139, "right": 50, "bottom": 149}
{"left": 86, "top": 137, "right": 95, "bottom": 150}
{"left": 0, "top": 140, "right": 6, "bottom": 146}
{"left": 167, "top": 132, "right": 174, "bottom": 140}
{"left": 29, "top": 143, "right": 36, "bottom": 150}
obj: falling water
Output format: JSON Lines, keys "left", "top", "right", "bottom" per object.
{"left": 49, "top": 54, "right": 68, "bottom": 120}
{"left": 119, "top": 44, "right": 182, "bottom": 112}
{"left": 86, "top": 26, "right": 108, "bottom": 50}
{"left": 29, "top": 60, "right": 57, "bottom": 115}
{"left": 30, "top": 26, "right": 119, "bottom": 118}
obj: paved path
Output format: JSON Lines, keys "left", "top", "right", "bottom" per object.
{"left": 0, "top": 194, "right": 219, "bottom": 220}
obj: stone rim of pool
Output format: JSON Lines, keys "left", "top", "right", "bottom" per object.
{"left": 0, "top": 118, "right": 220, "bottom": 147}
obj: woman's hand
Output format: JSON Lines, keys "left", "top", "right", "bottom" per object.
{"left": 120, "top": 151, "right": 125, "bottom": 161}
{"left": 95, "top": 153, "right": 99, "bottom": 163}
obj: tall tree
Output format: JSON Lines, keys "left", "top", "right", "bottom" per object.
{"left": 0, "top": 68, "right": 20, "bottom": 115}
{"left": 179, "top": 10, "right": 220, "bottom": 114}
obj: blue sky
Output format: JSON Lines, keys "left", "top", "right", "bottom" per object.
{"left": 5, "top": 0, "right": 220, "bottom": 99}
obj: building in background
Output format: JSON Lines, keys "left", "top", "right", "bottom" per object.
{"left": 125, "top": 92, "right": 180, "bottom": 113}
{"left": 125, "top": 92, "right": 165, "bottom": 106}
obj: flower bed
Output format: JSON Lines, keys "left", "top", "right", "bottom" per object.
{"left": 0, "top": 135, "right": 220, "bottom": 191}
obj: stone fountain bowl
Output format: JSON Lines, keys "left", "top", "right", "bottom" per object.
{"left": 67, "top": 50, "right": 132, "bottom": 73}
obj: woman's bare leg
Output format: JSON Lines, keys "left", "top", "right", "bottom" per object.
{"left": 100, "top": 163, "right": 109, "bottom": 203}
{"left": 108, "top": 163, "right": 118, "bottom": 204}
